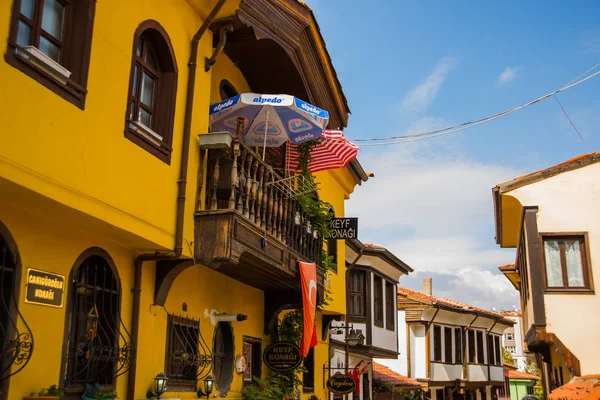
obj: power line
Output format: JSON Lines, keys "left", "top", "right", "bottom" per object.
{"left": 353, "top": 65, "right": 600, "bottom": 146}
{"left": 553, "top": 95, "right": 592, "bottom": 153}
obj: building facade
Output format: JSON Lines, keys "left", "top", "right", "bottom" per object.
{"left": 0, "top": 1, "right": 367, "bottom": 399}
{"left": 377, "top": 281, "right": 513, "bottom": 400}
{"left": 329, "top": 240, "right": 412, "bottom": 400}
{"left": 493, "top": 153, "right": 600, "bottom": 397}
{"left": 499, "top": 311, "right": 526, "bottom": 371}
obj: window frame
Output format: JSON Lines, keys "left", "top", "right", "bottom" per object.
{"left": 540, "top": 232, "right": 594, "bottom": 293}
{"left": 373, "top": 275, "right": 383, "bottom": 327}
{"left": 476, "top": 330, "right": 485, "bottom": 365}
{"left": 348, "top": 269, "right": 367, "bottom": 320}
{"left": 5, "top": 0, "right": 96, "bottom": 109}
{"left": 213, "top": 322, "right": 234, "bottom": 397}
{"left": 219, "top": 79, "right": 238, "bottom": 101}
{"left": 432, "top": 325, "right": 442, "bottom": 362}
{"left": 242, "top": 336, "right": 262, "bottom": 385}
{"left": 385, "top": 281, "right": 395, "bottom": 331}
{"left": 124, "top": 20, "right": 178, "bottom": 164}
{"left": 454, "top": 327, "right": 462, "bottom": 364}
{"left": 165, "top": 314, "right": 200, "bottom": 390}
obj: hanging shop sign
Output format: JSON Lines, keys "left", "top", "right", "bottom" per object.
{"left": 327, "top": 218, "right": 358, "bottom": 239}
{"left": 25, "top": 268, "right": 65, "bottom": 308}
{"left": 262, "top": 342, "right": 302, "bottom": 372}
{"left": 326, "top": 372, "right": 356, "bottom": 395}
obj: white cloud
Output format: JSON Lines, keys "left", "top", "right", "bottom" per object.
{"left": 400, "top": 57, "right": 459, "bottom": 113}
{"left": 498, "top": 67, "right": 519, "bottom": 85}
{"left": 347, "top": 130, "right": 522, "bottom": 309}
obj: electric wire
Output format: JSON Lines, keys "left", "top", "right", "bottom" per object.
{"left": 353, "top": 65, "right": 600, "bottom": 146}
{"left": 553, "top": 95, "right": 592, "bottom": 153}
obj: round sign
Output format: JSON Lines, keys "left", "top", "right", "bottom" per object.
{"left": 262, "top": 342, "right": 302, "bottom": 372}
{"left": 326, "top": 373, "right": 356, "bottom": 395}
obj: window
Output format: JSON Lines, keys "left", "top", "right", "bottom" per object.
{"left": 303, "top": 347, "right": 315, "bottom": 392}
{"left": 494, "top": 336, "right": 501, "bottom": 366}
{"left": 219, "top": 79, "right": 238, "bottom": 101}
{"left": 468, "top": 330, "right": 476, "bottom": 363}
{"left": 213, "top": 322, "right": 234, "bottom": 396}
{"left": 243, "top": 337, "right": 262, "bottom": 384}
{"left": 444, "top": 327, "right": 452, "bottom": 363}
{"left": 125, "top": 21, "right": 178, "bottom": 164}
{"left": 455, "top": 328, "right": 462, "bottom": 364}
{"left": 348, "top": 270, "right": 366, "bottom": 318}
{"left": 476, "top": 331, "right": 484, "bottom": 364}
{"left": 542, "top": 234, "right": 592, "bottom": 290}
{"left": 374, "top": 276, "right": 383, "bottom": 327}
{"left": 487, "top": 334, "right": 495, "bottom": 366}
{"left": 435, "top": 388, "right": 445, "bottom": 400}
{"left": 504, "top": 333, "right": 514, "bottom": 341}
{"left": 505, "top": 345, "right": 516, "bottom": 354}
{"left": 64, "top": 252, "right": 121, "bottom": 388}
{"left": 433, "top": 325, "right": 442, "bottom": 362}
{"left": 385, "top": 282, "right": 395, "bottom": 330}
{"left": 0, "top": 230, "right": 20, "bottom": 393}
{"left": 166, "top": 315, "right": 199, "bottom": 388}
{"left": 6, "top": 0, "right": 95, "bottom": 108}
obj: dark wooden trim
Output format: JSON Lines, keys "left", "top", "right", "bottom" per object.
{"left": 59, "top": 247, "right": 121, "bottom": 393}
{"left": 154, "top": 259, "right": 194, "bottom": 306}
{"left": 164, "top": 314, "right": 200, "bottom": 391}
{"left": 347, "top": 269, "right": 367, "bottom": 321}
{"left": 385, "top": 281, "right": 395, "bottom": 331}
{"left": 523, "top": 207, "right": 546, "bottom": 327}
{"left": 123, "top": 20, "right": 178, "bottom": 164}
{"left": 365, "top": 271, "right": 372, "bottom": 346}
{"left": 5, "top": 0, "right": 95, "bottom": 109}
{"left": 0, "top": 220, "right": 24, "bottom": 400}
{"left": 373, "top": 275, "right": 383, "bottom": 328}
{"left": 538, "top": 231, "right": 594, "bottom": 292}
{"left": 351, "top": 263, "right": 399, "bottom": 284}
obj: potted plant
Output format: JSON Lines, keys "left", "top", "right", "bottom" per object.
{"left": 82, "top": 383, "right": 118, "bottom": 400}
{"left": 23, "top": 384, "right": 64, "bottom": 399}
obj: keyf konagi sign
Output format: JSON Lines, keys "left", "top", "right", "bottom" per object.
{"left": 327, "top": 218, "right": 358, "bottom": 239}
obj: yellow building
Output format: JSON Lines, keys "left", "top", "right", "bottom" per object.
{"left": 0, "top": 1, "right": 368, "bottom": 399}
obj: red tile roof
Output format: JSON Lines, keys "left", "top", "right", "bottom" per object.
{"left": 397, "top": 287, "right": 514, "bottom": 324}
{"left": 549, "top": 375, "right": 600, "bottom": 400}
{"left": 508, "top": 370, "right": 540, "bottom": 381}
{"left": 500, "top": 311, "right": 522, "bottom": 317}
{"left": 372, "top": 363, "right": 422, "bottom": 388}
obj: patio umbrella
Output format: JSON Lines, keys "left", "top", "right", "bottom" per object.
{"left": 286, "top": 129, "right": 359, "bottom": 173}
{"left": 209, "top": 93, "right": 329, "bottom": 159}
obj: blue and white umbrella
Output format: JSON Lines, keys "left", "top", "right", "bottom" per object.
{"left": 209, "top": 93, "right": 329, "bottom": 158}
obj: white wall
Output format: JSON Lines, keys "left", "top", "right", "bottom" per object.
{"left": 375, "top": 310, "right": 407, "bottom": 374}
{"left": 468, "top": 364, "right": 488, "bottom": 381}
{"left": 412, "top": 324, "right": 426, "bottom": 379}
{"left": 371, "top": 280, "right": 398, "bottom": 352}
{"left": 430, "top": 363, "right": 463, "bottom": 381}
{"left": 490, "top": 365, "right": 504, "bottom": 382}
{"left": 509, "top": 163, "right": 600, "bottom": 374}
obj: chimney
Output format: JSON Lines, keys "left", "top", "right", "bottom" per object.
{"left": 423, "top": 278, "right": 432, "bottom": 296}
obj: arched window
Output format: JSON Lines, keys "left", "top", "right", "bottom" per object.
{"left": 0, "top": 222, "right": 32, "bottom": 396}
{"left": 125, "top": 20, "right": 178, "bottom": 164}
{"left": 219, "top": 79, "right": 238, "bottom": 101}
{"left": 64, "top": 250, "right": 121, "bottom": 388}
{"left": 213, "top": 322, "right": 234, "bottom": 396}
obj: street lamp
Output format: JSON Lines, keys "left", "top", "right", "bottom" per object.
{"left": 146, "top": 372, "right": 168, "bottom": 399}
{"left": 345, "top": 328, "right": 360, "bottom": 347}
{"left": 197, "top": 375, "right": 215, "bottom": 399}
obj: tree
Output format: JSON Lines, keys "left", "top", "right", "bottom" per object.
{"left": 523, "top": 360, "right": 544, "bottom": 398}
{"left": 502, "top": 347, "right": 515, "bottom": 365}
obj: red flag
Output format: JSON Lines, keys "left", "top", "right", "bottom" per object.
{"left": 299, "top": 262, "right": 318, "bottom": 357}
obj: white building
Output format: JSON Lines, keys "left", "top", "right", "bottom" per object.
{"left": 377, "top": 279, "right": 514, "bottom": 400}
{"left": 499, "top": 311, "right": 526, "bottom": 371}
{"left": 329, "top": 239, "right": 412, "bottom": 400}
{"left": 494, "top": 152, "right": 600, "bottom": 396}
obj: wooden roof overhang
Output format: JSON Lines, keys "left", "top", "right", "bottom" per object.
{"left": 211, "top": 0, "right": 350, "bottom": 129}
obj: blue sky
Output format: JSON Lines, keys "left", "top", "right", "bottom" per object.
{"left": 306, "top": 1, "right": 600, "bottom": 310}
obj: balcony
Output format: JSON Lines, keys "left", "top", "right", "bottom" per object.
{"left": 194, "top": 137, "right": 324, "bottom": 294}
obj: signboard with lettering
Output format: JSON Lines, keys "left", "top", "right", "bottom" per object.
{"left": 326, "top": 373, "right": 356, "bottom": 395}
{"left": 262, "top": 342, "right": 302, "bottom": 372}
{"left": 25, "top": 268, "right": 65, "bottom": 308}
{"left": 327, "top": 218, "right": 358, "bottom": 239}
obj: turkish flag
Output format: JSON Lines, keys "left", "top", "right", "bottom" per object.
{"left": 299, "top": 262, "right": 318, "bottom": 357}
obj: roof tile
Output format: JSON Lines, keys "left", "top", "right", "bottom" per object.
{"left": 549, "top": 375, "right": 600, "bottom": 400}
{"left": 373, "top": 363, "right": 422, "bottom": 388}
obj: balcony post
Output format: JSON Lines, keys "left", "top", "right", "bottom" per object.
{"left": 229, "top": 141, "right": 240, "bottom": 209}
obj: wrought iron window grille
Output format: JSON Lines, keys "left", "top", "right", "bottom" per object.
{"left": 165, "top": 314, "right": 213, "bottom": 388}
{"left": 66, "top": 256, "right": 133, "bottom": 387}
{"left": 0, "top": 238, "right": 34, "bottom": 390}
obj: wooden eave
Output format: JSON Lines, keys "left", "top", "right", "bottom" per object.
{"left": 498, "top": 264, "right": 521, "bottom": 291}
{"left": 212, "top": 0, "right": 350, "bottom": 129}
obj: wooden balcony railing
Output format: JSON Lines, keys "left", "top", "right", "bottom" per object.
{"left": 196, "top": 138, "right": 322, "bottom": 266}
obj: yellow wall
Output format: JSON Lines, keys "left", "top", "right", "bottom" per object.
{"left": 209, "top": 54, "right": 251, "bottom": 104}
{"left": 135, "top": 262, "right": 266, "bottom": 399}
{"left": 0, "top": 0, "right": 218, "bottom": 254}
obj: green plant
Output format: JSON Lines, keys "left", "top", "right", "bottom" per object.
{"left": 502, "top": 347, "right": 515, "bottom": 365}
{"left": 524, "top": 359, "right": 544, "bottom": 398}
{"left": 308, "top": 395, "right": 320, "bottom": 400}
{"left": 30, "top": 384, "right": 65, "bottom": 397}
{"left": 94, "top": 391, "right": 118, "bottom": 399}
{"left": 241, "top": 374, "right": 298, "bottom": 400}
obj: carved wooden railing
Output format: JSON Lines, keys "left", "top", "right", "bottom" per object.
{"left": 197, "top": 139, "right": 322, "bottom": 266}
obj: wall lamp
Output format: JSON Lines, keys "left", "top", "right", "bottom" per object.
{"left": 331, "top": 324, "right": 360, "bottom": 347}
{"left": 146, "top": 372, "right": 168, "bottom": 399}
{"left": 197, "top": 375, "right": 215, "bottom": 399}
